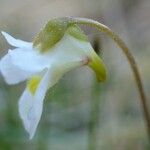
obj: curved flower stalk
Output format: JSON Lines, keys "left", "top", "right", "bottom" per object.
{"left": 0, "top": 19, "right": 106, "bottom": 139}
{"left": 63, "top": 17, "right": 150, "bottom": 139}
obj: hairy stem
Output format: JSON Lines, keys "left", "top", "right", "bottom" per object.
{"left": 61, "top": 17, "right": 150, "bottom": 139}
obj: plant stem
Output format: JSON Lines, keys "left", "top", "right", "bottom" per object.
{"left": 61, "top": 17, "right": 150, "bottom": 139}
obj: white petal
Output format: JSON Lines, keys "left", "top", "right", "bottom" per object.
{"left": 0, "top": 48, "right": 49, "bottom": 84}
{"left": 19, "top": 69, "right": 51, "bottom": 139}
{"left": 18, "top": 58, "right": 82, "bottom": 139}
{"left": 17, "top": 31, "right": 104, "bottom": 139}
{"left": 1, "top": 31, "right": 32, "bottom": 48}
{"left": 9, "top": 48, "right": 49, "bottom": 72}
{"left": 0, "top": 51, "right": 36, "bottom": 84}
{"left": 45, "top": 33, "right": 94, "bottom": 66}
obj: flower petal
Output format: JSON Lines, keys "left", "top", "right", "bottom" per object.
{"left": 0, "top": 47, "right": 49, "bottom": 84}
{"left": 44, "top": 33, "right": 91, "bottom": 65}
{"left": 9, "top": 48, "right": 49, "bottom": 72}
{"left": 19, "top": 69, "right": 51, "bottom": 139}
{"left": 0, "top": 51, "right": 36, "bottom": 84}
{"left": 18, "top": 56, "right": 83, "bottom": 139}
{"left": 1, "top": 31, "right": 32, "bottom": 48}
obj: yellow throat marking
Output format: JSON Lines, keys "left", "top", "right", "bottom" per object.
{"left": 27, "top": 76, "right": 41, "bottom": 95}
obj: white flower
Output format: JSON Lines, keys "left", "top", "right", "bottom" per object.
{"left": 0, "top": 20, "right": 106, "bottom": 139}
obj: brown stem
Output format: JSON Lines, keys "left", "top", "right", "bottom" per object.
{"left": 60, "top": 17, "right": 150, "bottom": 139}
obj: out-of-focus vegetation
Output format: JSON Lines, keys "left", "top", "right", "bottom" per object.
{"left": 0, "top": 0, "right": 150, "bottom": 149}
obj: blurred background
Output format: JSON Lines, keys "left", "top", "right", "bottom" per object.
{"left": 0, "top": 0, "right": 150, "bottom": 149}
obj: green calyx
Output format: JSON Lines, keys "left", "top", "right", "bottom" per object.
{"left": 66, "top": 25, "right": 88, "bottom": 41}
{"left": 33, "top": 19, "right": 68, "bottom": 52}
{"left": 33, "top": 19, "right": 88, "bottom": 52}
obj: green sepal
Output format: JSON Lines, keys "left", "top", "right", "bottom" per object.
{"left": 33, "top": 19, "right": 68, "bottom": 52}
{"left": 33, "top": 19, "right": 88, "bottom": 53}
{"left": 66, "top": 25, "right": 88, "bottom": 41}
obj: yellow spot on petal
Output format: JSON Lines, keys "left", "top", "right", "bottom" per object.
{"left": 27, "top": 76, "right": 41, "bottom": 95}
